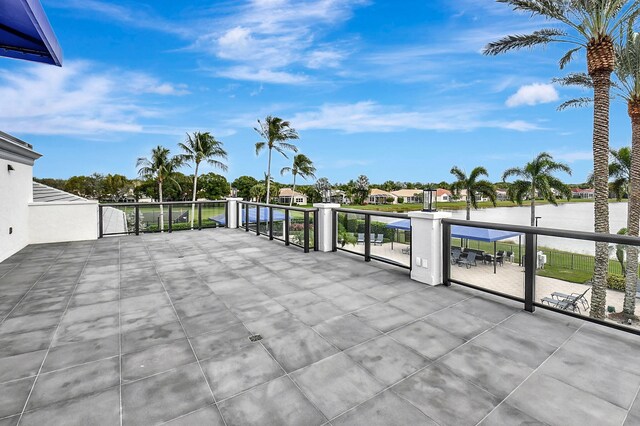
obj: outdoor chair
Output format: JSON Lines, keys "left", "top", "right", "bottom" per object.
{"left": 370, "top": 233, "right": 376, "bottom": 244}
{"left": 402, "top": 246, "right": 411, "bottom": 255}
{"left": 458, "top": 252, "right": 477, "bottom": 268}
{"left": 357, "top": 233, "right": 365, "bottom": 244}
{"left": 451, "top": 249, "right": 462, "bottom": 265}
{"left": 495, "top": 251, "right": 505, "bottom": 267}
{"left": 374, "top": 234, "right": 384, "bottom": 246}
{"left": 540, "top": 296, "right": 579, "bottom": 313}
{"left": 506, "top": 251, "right": 514, "bottom": 263}
{"left": 551, "top": 288, "right": 590, "bottom": 311}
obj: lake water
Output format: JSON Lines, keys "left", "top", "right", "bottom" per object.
{"left": 443, "top": 202, "right": 629, "bottom": 255}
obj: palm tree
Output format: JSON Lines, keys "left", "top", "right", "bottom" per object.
{"left": 449, "top": 166, "right": 497, "bottom": 220}
{"left": 255, "top": 116, "right": 299, "bottom": 203}
{"left": 281, "top": 154, "right": 316, "bottom": 206}
{"left": 609, "top": 147, "right": 632, "bottom": 200}
{"left": 179, "top": 132, "right": 228, "bottom": 229}
{"left": 502, "top": 153, "right": 572, "bottom": 226}
{"left": 136, "top": 146, "right": 183, "bottom": 231}
{"left": 484, "top": 1, "right": 640, "bottom": 319}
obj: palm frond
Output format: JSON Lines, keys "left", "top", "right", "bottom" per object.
{"left": 483, "top": 29, "right": 570, "bottom": 56}
{"left": 552, "top": 72, "right": 593, "bottom": 88}
{"left": 559, "top": 46, "right": 582, "bottom": 68}
{"left": 557, "top": 97, "right": 593, "bottom": 110}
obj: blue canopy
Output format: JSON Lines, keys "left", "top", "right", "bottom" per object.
{"left": 451, "top": 225, "right": 521, "bottom": 242}
{"left": 386, "top": 219, "right": 411, "bottom": 230}
{"left": 0, "top": 0, "right": 63, "bottom": 66}
{"left": 210, "top": 207, "right": 286, "bottom": 226}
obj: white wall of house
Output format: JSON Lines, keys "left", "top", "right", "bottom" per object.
{"left": 28, "top": 201, "right": 99, "bottom": 244}
{"left": 0, "top": 159, "right": 33, "bottom": 262}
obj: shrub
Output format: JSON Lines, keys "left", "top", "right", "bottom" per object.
{"left": 606, "top": 274, "right": 626, "bottom": 291}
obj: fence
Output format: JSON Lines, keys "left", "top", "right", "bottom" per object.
{"left": 237, "top": 201, "right": 318, "bottom": 253}
{"left": 332, "top": 208, "right": 411, "bottom": 269}
{"left": 443, "top": 217, "right": 640, "bottom": 336}
{"left": 99, "top": 201, "right": 227, "bottom": 237}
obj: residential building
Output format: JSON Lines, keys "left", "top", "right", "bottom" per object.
{"left": 369, "top": 188, "right": 397, "bottom": 204}
{"left": 391, "top": 188, "right": 423, "bottom": 204}
{"left": 572, "top": 188, "right": 595, "bottom": 199}
{"left": 496, "top": 189, "right": 509, "bottom": 201}
{"left": 436, "top": 188, "right": 452, "bottom": 202}
{"left": 278, "top": 188, "right": 308, "bottom": 205}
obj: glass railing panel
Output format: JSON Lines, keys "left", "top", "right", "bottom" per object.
{"left": 335, "top": 211, "right": 366, "bottom": 257}
{"left": 369, "top": 214, "right": 410, "bottom": 268}
{"left": 449, "top": 231, "right": 526, "bottom": 300}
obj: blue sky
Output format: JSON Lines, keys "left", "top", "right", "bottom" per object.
{"left": 1, "top": 0, "right": 632, "bottom": 184}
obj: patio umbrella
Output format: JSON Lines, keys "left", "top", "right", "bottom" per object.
{"left": 385, "top": 219, "right": 411, "bottom": 250}
{"left": 451, "top": 225, "right": 523, "bottom": 274}
{"left": 0, "top": 0, "right": 62, "bottom": 66}
{"left": 210, "top": 206, "right": 286, "bottom": 226}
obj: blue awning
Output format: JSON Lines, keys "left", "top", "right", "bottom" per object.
{"left": 0, "top": 0, "right": 63, "bottom": 66}
{"left": 451, "top": 225, "right": 522, "bottom": 242}
{"left": 386, "top": 219, "right": 411, "bottom": 230}
{"left": 210, "top": 207, "right": 287, "bottom": 226}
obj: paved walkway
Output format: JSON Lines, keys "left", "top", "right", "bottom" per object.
{"left": 1, "top": 229, "right": 640, "bottom": 425}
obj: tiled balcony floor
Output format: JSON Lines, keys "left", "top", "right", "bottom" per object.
{"left": 1, "top": 229, "right": 640, "bottom": 425}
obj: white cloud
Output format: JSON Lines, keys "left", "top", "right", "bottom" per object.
{"left": 552, "top": 151, "right": 593, "bottom": 163}
{"left": 217, "top": 67, "right": 308, "bottom": 84}
{"left": 0, "top": 61, "right": 186, "bottom": 136}
{"left": 290, "top": 101, "right": 541, "bottom": 133}
{"left": 506, "top": 83, "right": 560, "bottom": 107}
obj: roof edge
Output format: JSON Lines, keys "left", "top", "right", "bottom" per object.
{"left": 0, "top": 131, "right": 42, "bottom": 165}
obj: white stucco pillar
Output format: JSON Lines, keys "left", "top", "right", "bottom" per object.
{"left": 408, "top": 211, "right": 452, "bottom": 286}
{"left": 313, "top": 203, "right": 340, "bottom": 252}
{"left": 225, "top": 198, "right": 243, "bottom": 229}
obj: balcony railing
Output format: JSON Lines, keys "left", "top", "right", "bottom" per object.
{"left": 332, "top": 208, "right": 411, "bottom": 270}
{"left": 237, "top": 201, "right": 318, "bottom": 253}
{"left": 443, "top": 217, "right": 640, "bottom": 336}
{"left": 99, "top": 200, "right": 228, "bottom": 237}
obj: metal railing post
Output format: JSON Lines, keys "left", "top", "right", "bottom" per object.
{"left": 245, "top": 204, "right": 249, "bottom": 232}
{"left": 135, "top": 206, "right": 140, "bottom": 236}
{"left": 524, "top": 232, "right": 537, "bottom": 312}
{"left": 331, "top": 210, "right": 337, "bottom": 252}
{"left": 269, "top": 207, "right": 274, "bottom": 240}
{"left": 168, "top": 205, "right": 173, "bottom": 233}
{"left": 364, "top": 214, "right": 371, "bottom": 262}
{"left": 304, "top": 211, "right": 310, "bottom": 253}
{"left": 313, "top": 210, "right": 318, "bottom": 251}
{"left": 224, "top": 202, "right": 229, "bottom": 228}
{"left": 198, "top": 204, "right": 202, "bottom": 230}
{"left": 256, "top": 206, "right": 261, "bottom": 236}
{"left": 98, "top": 205, "right": 103, "bottom": 238}
{"left": 285, "top": 210, "right": 290, "bottom": 246}
{"left": 442, "top": 221, "right": 451, "bottom": 286}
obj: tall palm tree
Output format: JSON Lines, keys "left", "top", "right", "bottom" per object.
{"left": 449, "top": 166, "right": 497, "bottom": 220}
{"left": 179, "top": 132, "right": 228, "bottom": 229}
{"left": 255, "top": 116, "right": 299, "bottom": 203}
{"left": 608, "top": 147, "right": 632, "bottom": 200}
{"left": 136, "top": 146, "right": 183, "bottom": 232}
{"left": 502, "top": 153, "right": 572, "bottom": 226}
{"left": 484, "top": 1, "right": 640, "bottom": 319}
{"left": 281, "top": 154, "right": 316, "bottom": 206}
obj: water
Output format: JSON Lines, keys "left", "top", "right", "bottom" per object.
{"left": 443, "top": 202, "right": 629, "bottom": 255}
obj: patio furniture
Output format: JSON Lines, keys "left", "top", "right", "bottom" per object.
{"left": 458, "top": 252, "right": 477, "bottom": 268}
{"left": 357, "top": 233, "right": 365, "bottom": 244}
{"left": 451, "top": 248, "right": 462, "bottom": 265}
{"left": 402, "top": 246, "right": 411, "bottom": 255}
{"left": 506, "top": 251, "right": 514, "bottom": 263}
{"left": 374, "top": 234, "right": 384, "bottom": 246}
{"left": 495, "top": 251, "right": 505, "bottom": 267}
{"left": 551, "top": 288, "right": 590, "bottom": 311}
{"left": 540, "top": 296, "right": 579, "bottom": 313}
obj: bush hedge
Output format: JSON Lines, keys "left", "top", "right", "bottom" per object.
{"left": 607, "top": 274, "right": 626, "bottom": 291}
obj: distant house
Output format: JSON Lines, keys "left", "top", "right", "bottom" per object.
{"left": 369, "top": 189, "right": 397, "bottom": 204}
{"left": 391, "top": 189, "right": 423, "bottom": 204}
{"left": 329, "top": 190, "right": 350, "bottom": 205}
{"left": 278, "top": 188, "right": 307, "bottom": 205}
{"left": 457, "top": 189, "right": 489, "bottom": 202}
{"left": 572, "top": 188, "right": 595, "bottom": 199}
{"left": 496, "top": 189, "right": 509, "bottom": 201}
{"left": 436, "top": 188, "right": 452, "bottom": 202}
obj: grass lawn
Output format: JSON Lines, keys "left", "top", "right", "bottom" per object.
{"left": 537, "top": 264, "right": 594, "bottom": 284}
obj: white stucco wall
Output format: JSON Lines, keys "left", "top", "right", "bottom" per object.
{"left": 29, "top": 202, "right": 99, "bottom": 245}
{"left": 0, "top": 159, "right": 33, "bottom": 263}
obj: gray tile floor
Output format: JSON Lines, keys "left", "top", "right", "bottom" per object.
{"left": 1, "top": 229, "right": 640, "bottom": 425}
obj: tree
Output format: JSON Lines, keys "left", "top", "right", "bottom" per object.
{"left": 300, "top": 185, "right": 321, "bottom": 203}
{"left": 255, "top": 116, "right": 299, "bottom": 203}
{"left": 280, "top": 154, "right": 316, "bottom": 206}
{"left": 315, "top": 177, "right": 332, "bottom": 202}
{"left": 609, "top": 147, "right": 631, "bottom": 200}
{"left": 102, "top": 174, "right": 131, "bottom": 201}
{"left": 179, "top": 132, "right": 228, "bottom": 229}
{"left": 198, "top": 173, "right": 230, "bottom": 200}
{"left": 353, "top": 175, "right": 370, "bottom": 205}
{"left": 483, "top": 0, "right": 640, "bottom": 321}
{"left": 232, "top": 176, "right": 259, "bottom": 200}
{"left": 502, "top": 153, "right": 572, "bottom": 226}
{"left": 450, "top": 166, "right": 497, "bottom": 220}
{"left": 249, "top": 183, "right": 277, "bottom": 202}
{"left": 136, "top": 146, "right": 183, "bottom": 231}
